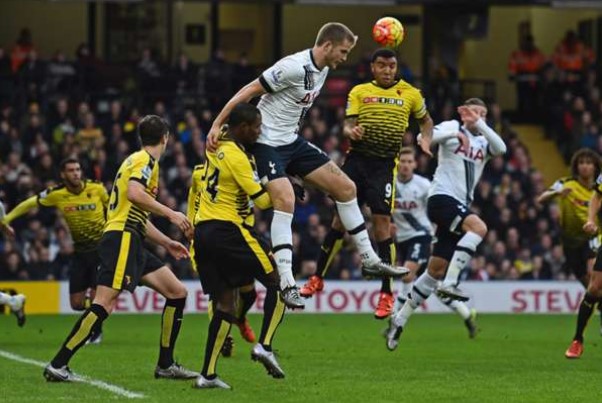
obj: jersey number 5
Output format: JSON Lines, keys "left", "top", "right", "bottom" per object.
{"left": 109, "top": 173, "right": 122, "bottom": 211}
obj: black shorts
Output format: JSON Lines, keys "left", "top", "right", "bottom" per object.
{"left": 69, "top": 249, "right": 100, "bottom": 294}
{"left": 427, "top": 195, "right": 471, "bottom": 261}
{"left": 193, "top": 220, "right": 276, "bottom": 299}
{"left": 97, "top": 231, "right": 164, "bottom": 292}
{"left": 566, "top": 241, "right": 597, "bottom": 276}
{"left": 342, "top": 153, "right": 397, "bottom": 215}
{"left": 396, "top": 236, "right": 432, "bottom": 267}
{"left": 249, "top": 136, "right": 330, "bottom": 182}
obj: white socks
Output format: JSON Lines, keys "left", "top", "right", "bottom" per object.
{"left": 443, "top": 232, "right": 483, "bottom": 286}
{"left": 0, "top": 292, "right": 19, "bottom": 310}
{"left": 393, "top": 272, "right": 438, "bottom": 328}
{"left": 336, "top": 199, "right": 379, "bottom": 265}
{"left": 271, "top": 210, "right": 296, "bottom": 289}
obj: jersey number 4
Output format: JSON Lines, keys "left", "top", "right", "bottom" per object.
{"left": 205, "top": 168, "right": 220, "bottom": 201}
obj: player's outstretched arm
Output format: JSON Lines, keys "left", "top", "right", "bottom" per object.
{"left": 1, "top": 196, "right": 39, "bottom": 226}
{"left": 207, "top": 79, "right": 267, "bottom": 151}
{"left": 537, "top": 181, "right": 570, "bottom": 204}
{"left": 584, "top": 191, "right": 602, "bottom": 234}
{"left": 145, "top": 219, "right": 190, "bottom": 259}
{"left": 127, "top": 181, "right": 192, "bottom": 238}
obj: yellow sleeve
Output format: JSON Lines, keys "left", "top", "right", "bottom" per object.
{"left": 2, "top": 196, "right": 39, "bottom": 224}
{"left": 345, "top": 85, "right": 362, "bottom": 118}
{"left": 98, "top": 184, "right": 110, "bottom": 207}
{"left": 222, "top": 149, "right": 272, "bottom": 210}
{"left": 128, "top": 153, "right": 154, "bottom": 187}
{"left": 411, "top": 89, "right": 427, "bottom": 120}
{"left": 187, "top": 168, "right": 203, "bottom": 222}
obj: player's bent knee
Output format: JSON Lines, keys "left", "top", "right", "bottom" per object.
{"left": 333, "top": 178, "right": 356, "bottom": 202}
{"left": 270, "top": 190, "right": 295, "bottom": 212}
{"left": 171, "top": 283, "right": 188, "bottom": 299}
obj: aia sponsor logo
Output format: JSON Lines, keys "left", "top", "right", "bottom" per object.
{"left": 454, "top": 143, "right": 485, "bottom": 162}
{"left": 395, "top": 200, "right": 418, "bottom": 210}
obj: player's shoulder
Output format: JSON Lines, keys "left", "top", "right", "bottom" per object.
{"left": 351, "top": 82, "right": 374, "bottom": 93}
{"left": 412, "top": 174, "right": 431, "bottom": 187}
{"left": 273, "top": 51, "right": 308, "bottom": 72}
{"left": 395, "top": 79, "right": 422, "bottom": 94}
{"left": 84, "top": 179, "right": 106, "bottom": 191}
{"left": 556, "top": 176, "right": 574, "bottom": 185}
{"left": 39, "top": 183, "right": 65, "bottom": 199}
{"left": 216, "top": 141, "right": 250, "bottom": 164}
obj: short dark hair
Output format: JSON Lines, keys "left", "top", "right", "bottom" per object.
{"left": 315, "top": 22, "right": 357, "bottom": 46}
{"left": 137, "top": 115, "right": 169, "bottom": 146}
{"left": 60, "top": 157, "right": 79, "bottom": 171}
{"left": 464, "top": 98, "right": 487, "bottom": 108}
{"left": 571, "top": 148, "right": 601, "bottom": 178}
{"left": 228, "top": 103, "right": 260, "bottom": 128}
{"left": 371, "top": 48, "right": 397, "bottom": 63}
{"left": 399, "top": 147, "right": 415, "bottom": 157}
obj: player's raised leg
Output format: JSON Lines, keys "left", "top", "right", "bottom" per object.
{"left": 141, "top": 264, "right": 198, "bottom": 379}
{"left": 373, "top": 214, "right": 397, "bottom": 319}
{"left": 264, "top": 177, "right": 304, "bottom": 308}
{"left": 304, "top": 161, "right": 409, "bottom": 278}
{"left": 0, "top": 291, "right": 26, "bottom": 327}
{"left": 436, "top": 215, "right": 487, "bottom": 301}
{"left": 300, "top": 216, "right": 345, "bottom": 297}
{"left": 437, "top": 296, "right": 478, "bottom": 338}
{"left": 386, "top": 256, "right": 446, "bottom": 350}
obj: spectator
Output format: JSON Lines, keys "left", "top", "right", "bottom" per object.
{"left": 46, "top": 50, "right": 76, "bottom": 96}
{"left": 0, "top": 47, "right": 14, "bottom": 105}
{"left": 552, "top": 30, "right": 595, "bottom": 87}
{"left": 508, "top": 34, "right": 547, "bottom": 121}
{"left": 10, "top": 28, "right": 35, "bottom": 73}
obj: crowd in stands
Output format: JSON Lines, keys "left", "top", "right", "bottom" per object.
{"left": 507, "top": 30, "right": 599, "bottom": 162}
{"left": 0, "top": 27, "right": 596, "bottom": 284}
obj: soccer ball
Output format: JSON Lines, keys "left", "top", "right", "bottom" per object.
{"left": 372, "top": 17, "right": 405, "bottom": 48}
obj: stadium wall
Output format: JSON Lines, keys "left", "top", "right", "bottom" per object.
{"left": 0, "top": 281, "right": 585, "bottom": 315}
{"left": 462, "top": 6, "right": 602, "bottom": 110}
{"left": 282, "top": 4, "right": 423, "bottom": 74}
{"left": 0, "top": 0, "right": 87, "bottom": 59}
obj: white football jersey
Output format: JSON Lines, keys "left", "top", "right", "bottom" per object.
{"left": 257, "top": 49, "right": 329, "bottom": 146}
{"left": 393, "top": 174, "right": 433, "bottom": 243}
{"left": 429, "top": 120, "right": 493, "bottom": 205}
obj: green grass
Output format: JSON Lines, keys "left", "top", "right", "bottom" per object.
{"left": 0, "top": 313, "right": 601, "bottom": 402}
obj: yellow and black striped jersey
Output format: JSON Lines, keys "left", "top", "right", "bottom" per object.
{"left": 194, "top": 139, "right": 271, "bottom": 226}
{"left": 36, "top": 180, "right": 109, "bottom": 252}
{"left": 346, "top": 80, "right": 427, "bottom": 158}
{"left": 105, "top": 150, "right": 159, "bottom": 237}
{"left": 552, "top": 176, "right": 595, "bottom": 246}
{"left": 187, "top": 164, "right": 205, "bottom": 223}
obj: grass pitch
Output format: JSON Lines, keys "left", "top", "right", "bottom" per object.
{"left": 0, "top": 313, "right": 600, "bottom": 402}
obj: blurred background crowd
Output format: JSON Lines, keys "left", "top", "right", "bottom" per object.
{"left": 0, "top": 25, "right": 599, "bottom": 284}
